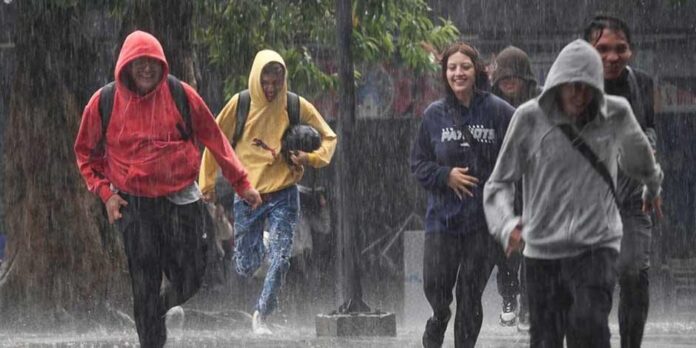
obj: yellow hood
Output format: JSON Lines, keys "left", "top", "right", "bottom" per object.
{"left": 248, "top": 49, "right": 289, "bottom": 115}
{"left": 199, "top": 49, "right": 337, "bottom": 194}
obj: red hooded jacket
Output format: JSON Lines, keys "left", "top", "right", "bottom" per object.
{"left": 74, "top": 30, "right": 251, "bottom": 202}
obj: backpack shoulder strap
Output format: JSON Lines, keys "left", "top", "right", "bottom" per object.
{"left": 96, "top": 81, "right": 116, "bottom": 153}
{"left": 98, "top": 81, "right": 116, "bottom": 139}
{"left": 167, "top": 75, "right": 192, "bottom": 141}
{"left": 625, "top": 66, "right": 646, "bottom": 125}
{"left": 557, "top": 124, "right": 619, "bottom": 205}
{"left": 233, "top": 89, "right": 251, "bottom": 148}
{"left": 287, "top": 91, "right": 300, "bottom": 126}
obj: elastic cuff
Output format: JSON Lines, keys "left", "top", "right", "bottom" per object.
{"left": 97, "top": 184, "right": 114, "bottom": 203}
{"left": 500, "top": 217, "right": 522, "bottom": 252}
{"left": 233, "top": 179, "right": 253, "bottom": 197}
{"left": 437, "top": 166, "right": 452, "bottom": 190}
{"left": 642, "top": 186, "right": 661, "bottom": 202}
{"left": 306, "top": 153, "right": 320, "bottom": 167}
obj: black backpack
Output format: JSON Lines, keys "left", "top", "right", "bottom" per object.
{"left": 96, "top": 75, "right": 191, "bottom": 153}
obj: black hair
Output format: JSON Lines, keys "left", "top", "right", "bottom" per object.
{"left": 583, "top": 15, "right": 632, "bottom": 45}
{"left": 261, "top": 62, "right": 285, "bottom": 77}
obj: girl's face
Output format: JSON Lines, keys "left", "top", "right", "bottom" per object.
{"left": 446, "top": 52, "right": 476, "bottom": 102}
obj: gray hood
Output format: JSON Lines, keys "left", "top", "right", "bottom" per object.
{"left": 538, "top": 39, "right": 607, "bottom": 119}
{"left": 484, "top": 39, "right": 663, "bottom": 260}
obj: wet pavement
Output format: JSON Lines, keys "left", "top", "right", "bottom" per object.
{"left": 1, "top": 324, "right": 696, "bottom": 347}
{"left": 2, "top": 313, "right": 695, "bottom": 346}
{"left": 2, "top": 268, "right": 695, "bottom": 347}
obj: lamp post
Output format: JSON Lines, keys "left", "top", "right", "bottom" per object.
{"left": 315, "top": 0, "right": 395, "bottom": 337}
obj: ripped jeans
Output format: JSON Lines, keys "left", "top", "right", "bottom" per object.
{"left": 233, "top": 185, "right": 299, "bottom": 316}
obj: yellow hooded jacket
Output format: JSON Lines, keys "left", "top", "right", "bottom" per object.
{"left": 199, "top": 50, "right": 337, "bottom": 194}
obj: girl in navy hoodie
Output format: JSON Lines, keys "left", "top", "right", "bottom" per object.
{"left": 410, "top": 42, "right": 515, "bottom": 348}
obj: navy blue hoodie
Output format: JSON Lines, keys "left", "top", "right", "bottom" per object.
{"left": 411, "top": 91, "right": 514, "bottom": 235}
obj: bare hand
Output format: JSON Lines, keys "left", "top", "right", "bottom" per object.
{"left": 447, "top": 167, "right": 480, "bottom": 199}
{"left": 290, "top": 151, "right": 310, "bottom": 166}
{"left": 105, "top": 194, "right": 128, "bottom": 224}
{"left": 212, "top": 203, "right": 226, "bottom": 220}
{"left": 202, "top": 190, "right": 216, "bottom": 203}
{"left": 241, "top": 188, "right": 262, "bottom": 209}
{"left": 642, "top": 196, "right": 663, "bottom": 220}
{"left": 506, "top": 225, "right": 524, "bottom": 257}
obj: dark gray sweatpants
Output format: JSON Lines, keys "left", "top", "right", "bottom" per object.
{"left": 618, "top": 207, "right": 652, "bottom": 348}
{"left": 116, "top": 195, "right": 211, "bottom": 348}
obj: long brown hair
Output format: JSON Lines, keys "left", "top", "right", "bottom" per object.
{"left": 440, "top": 42, "right": 489, "bottom": 99}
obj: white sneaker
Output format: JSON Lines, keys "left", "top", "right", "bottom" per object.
{"left": 517, "top": 311, "right": 530, "bottom": 332}
{"left": 165, "top": 305, "right": 185, "bottom": 332}
{"left": 252, "top": 310, "right": 273, "bottom": 335}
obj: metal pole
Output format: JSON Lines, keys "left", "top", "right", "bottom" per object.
{"left": 334, "top": 0, "right": 369, "bottom": 313}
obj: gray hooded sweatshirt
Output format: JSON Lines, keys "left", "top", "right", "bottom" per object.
{"left": 483, "top": 40, "right": 663, "bottom": 260}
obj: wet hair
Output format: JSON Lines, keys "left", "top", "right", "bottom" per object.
{"left": 261, "top": 62, "right": 285, "bottom": 78}
{"left": 439, "top": 42, "right": 489, "bottom": 98}
{"left": 583, "top": 15, "right": 632, "bottom": 46}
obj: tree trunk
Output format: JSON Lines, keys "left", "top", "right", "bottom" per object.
{"left": 115, "top": 0, "right": 197, "bottom": 88}
{"left": 0, "top": 0, "right": 198, "bottom": 329}
{"left": 0, "top": 2, "right": 129, "bottom": 328}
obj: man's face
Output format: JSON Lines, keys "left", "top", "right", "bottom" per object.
{"left": 260, "top": 71, "right": 285, "bottom": 102}
{"left": 591, "top": 28, "right": 632, "bottom": 80}
{"left": 128, "top": 57, "right": 163, "bottom": 95}
{"left": 498, "top": 77, "right": 525, "bottom": 99}
{"left": 559, "top": 82, "right": 593, "bottom": 118}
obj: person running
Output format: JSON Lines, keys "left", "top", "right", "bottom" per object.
{"left": 584, "top": 15, "right": 660, "bottom": 348}
{"left": 489, "top": 45, "right": 543, "bottom": 330}
{"left": 74, "top": 30, "right": 261, "bottom": 348}
{"left": 484, "top": 39, "right": 663, "bottom": 348}
{"left": 411, "top": 41, "right": 514, "bottom": 348}
{"left": 198, "top": 49, "right": 337, "bottom": 335}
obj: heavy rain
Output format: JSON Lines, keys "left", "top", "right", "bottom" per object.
{"left": 0, "top": 0, "right": 695, "bottom": 347}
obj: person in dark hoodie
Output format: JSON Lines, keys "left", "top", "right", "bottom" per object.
{"left": 74, "top": 30, "right": 261, "bottom": 348}
{"left": 491, "top": 46, "right": 543, "bottom": 109}
{"left": 411, "top": 41, "right": 515, "bottom": 348}
{"left": 484, "top": 39, "right": 663, "bottom": 348}
{"left": 489, "top": 45, "right": 542, "bottom": 330}
{"left": 584, "top": 15, "right": 659, "bottom": 348}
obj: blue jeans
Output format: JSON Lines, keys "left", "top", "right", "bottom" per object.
{"left": 234, "top": 185, "right": 299, "bottom": 316}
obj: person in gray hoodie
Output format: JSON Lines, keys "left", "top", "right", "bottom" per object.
{"left": 483, "top": 39, "right": 663, "bottom": 348}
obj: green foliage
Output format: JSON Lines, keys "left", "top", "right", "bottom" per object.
{"left": 195, "top": 0, "right": 458, "bottom": 99}
{"left": 352, "top": 0, "right": 457, "bottom": 72}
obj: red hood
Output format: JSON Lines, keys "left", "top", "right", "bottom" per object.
{"left": 115, "top": 30, "right": 169, "bottom": 94}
